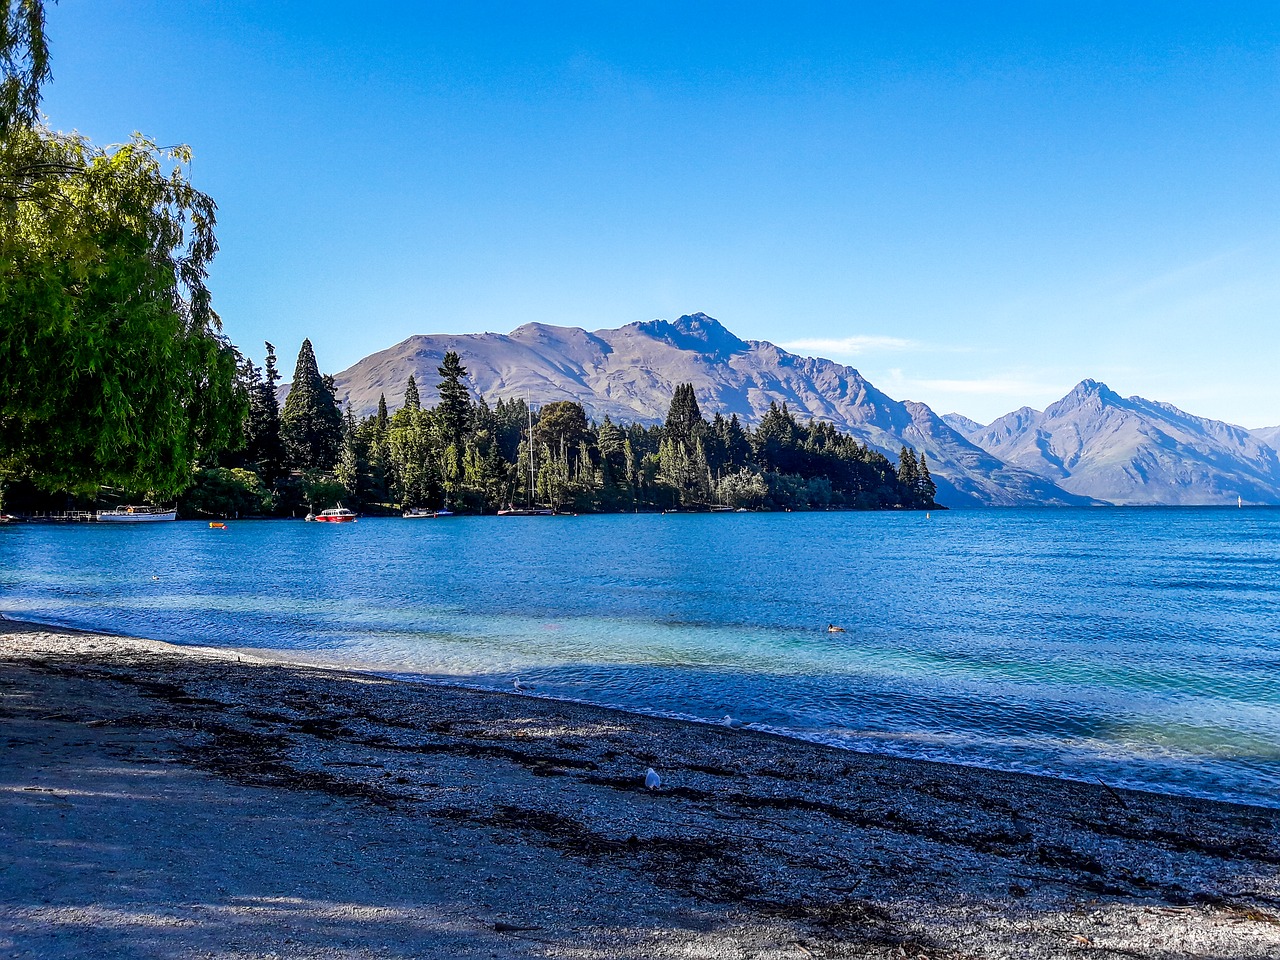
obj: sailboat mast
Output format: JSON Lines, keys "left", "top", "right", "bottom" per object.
{"left": 527, "top": 401, "right": 535, "bottom": 508}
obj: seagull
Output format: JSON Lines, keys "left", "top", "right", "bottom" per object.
{"left": 721, "top": 715, "right": 745, "bottom": 730}
{"left": 513, "top": 679, "right": 532, "bottom": 693}
{"left": 644, "top": 767, "right": 661, "bottom": 790}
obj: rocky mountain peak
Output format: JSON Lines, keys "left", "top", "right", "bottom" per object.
{"left": 1050, "top": 379, "right": 1122, "bottom": 416}
{"left": 625, "top": 312, "right": 748, "bottom": 359}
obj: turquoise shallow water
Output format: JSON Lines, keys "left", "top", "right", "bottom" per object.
{"left": 3, "top": 509, "right": 1278, "bottom": 807}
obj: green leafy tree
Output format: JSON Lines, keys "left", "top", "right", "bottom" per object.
{"left": 279, "top": 339, "right": 343, "bottom": 471}
{"left": 179, "top": 467, "right": 272, "bottom": 519}
{"left": 0, "top": 0, "right": 48, "bottom": 138}
{"left": 0, "top": 5, "right": 243, "bottom": 497}
{"left": 534, "top": 401, "right": 589, "bottom": 453}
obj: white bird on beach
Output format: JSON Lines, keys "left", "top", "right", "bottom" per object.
{"left": 644, "top": 767, "right": 661, "bottom": 790}
{"left": 721, "top": 715, "right": 745, "bottom": 730}
{"left": 513, "top": 678, "right": 532, "bottom": 693}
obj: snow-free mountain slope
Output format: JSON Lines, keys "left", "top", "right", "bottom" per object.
{"left": 968, "top": 380, "right": 1280, "bottom": 504}
{"left": 322, "top": 313, "right": 1091, "bottom": 507}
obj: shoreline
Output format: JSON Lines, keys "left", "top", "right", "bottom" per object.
{"left": 12, "top": 610, "right": 1274, "bottom": 816}
{"left": 3, "top": 617, "right": 1278, "bottom": 958}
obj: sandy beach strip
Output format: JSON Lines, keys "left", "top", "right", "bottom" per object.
{"left": 1, "top": 618, "right": 1277, "bottom": 959}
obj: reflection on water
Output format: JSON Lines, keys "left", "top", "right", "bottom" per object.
{"left": 3, "top": 508, "right": 1279, "bottom": 807}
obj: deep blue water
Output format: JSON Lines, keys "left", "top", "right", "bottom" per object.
{"left": 3, "top": 509, "right": 1278, "bottom": 808}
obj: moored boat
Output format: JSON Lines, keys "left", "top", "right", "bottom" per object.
{"left": 403, "top": 507, "right": 455, "bottom": 519}
{"left": 497, "top": 506, "right": 555, "bottom": 516}
{"left": 310, "top": 505, "right": 358, "bottom": 523}
{"left": 96, "top": 506, "right": 177, "bottom": 523}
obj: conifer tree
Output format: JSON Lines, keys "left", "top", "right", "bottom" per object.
{"left": 897, "top": 446, "right": 920, "bottom": 502}
{"left": 918, "top": 451, "right": 937, "bottom": 505}
{"left": 280, "top": 339, "right": 343, "bottom": 471}
{"left": 664, "top": 383, "right": 706, "bottom": 448}
{"left": 403, "top": 375, "right": 421, "bottom": 412}
{"left": 376, "top": 394, "right": 389, "bottom": 433}
{"left": 435, "top": 351, "right": 471, "bottom": 449}
{"left": 243, "top": 342, "right": 284, "bottom": 482}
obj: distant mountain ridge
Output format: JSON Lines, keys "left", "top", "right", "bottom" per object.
{"left": 953, "top": 380, "right": 1280, "bottom": 505}
{"left": 318, "top": 313, "right": 1090, "bottom": 508}
{"left": 306, "top": 313, "right": 1277, "bottom": 507}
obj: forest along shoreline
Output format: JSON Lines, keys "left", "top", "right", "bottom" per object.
{"left": 3, "top": 618, "right": 1278, "bottom": 960}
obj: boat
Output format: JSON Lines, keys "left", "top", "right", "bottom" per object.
{"left": 403, "top": 507, "right": 455, "bottom": 519}
{"left": 500, "top": 400, "right": 557, "bottom": 516}
{"left": 709, "top": 505, "right": 733, "bottom": 512}
{"left": 96, "top": 506, "right": 177, "bottom": 523}
{"left": 310, "top": 505, "right": 357, "bottom": 523}
{"left": 209, "top": 521, "right": 227, "bottom": 529}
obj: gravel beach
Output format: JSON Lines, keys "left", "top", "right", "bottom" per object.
{"left": 2, "top": 618, "right": 1277, "bottom": 959}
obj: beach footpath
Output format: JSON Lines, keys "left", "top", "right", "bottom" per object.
{"left": 2, "top": 618, "right": 1277, "bottom": 959}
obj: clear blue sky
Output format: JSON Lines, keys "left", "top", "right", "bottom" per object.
{"left": 41, "top": 1, "right": 1280, "bottom": 426}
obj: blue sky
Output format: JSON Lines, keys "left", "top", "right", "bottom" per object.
{"left": 41, "top": 2, "right": 1280, "bottom": 426}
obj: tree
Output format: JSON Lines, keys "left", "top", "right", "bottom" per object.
{"left": 0, "top": 3, "right": 244, "bottom": 497}
{"left": 0, "top": 128, "right": 243, "bottom": 495}
{"left": 917, "top": 451, "right": 937, "bottom": 506}
{"left": 664, "top": 383, "right": 706, "bottom": 448}
{"left": 435, "top": 351, "right": 471, "bottom": 449}
{"left": 402, "top": 374, "right": 420, "bottom": 412}
{"left": 242, "top": 342, "right": 284, "bottom": 482}
{"left": 534, "top": 401, "right": 589, "bottom": 453}
{"left": 279, "top": 339, "right": 343, "bottom": 471}
{"left": 0, "top": 0, "right": 49, "bottom": 138}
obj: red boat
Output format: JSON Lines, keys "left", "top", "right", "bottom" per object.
{"left": 308, "top": 506, "right": 358, "bottom": 523}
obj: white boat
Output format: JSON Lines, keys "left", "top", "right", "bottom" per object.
{"left": 96, "top": 506, "right": 177, "bottom": 523}
{"left": 403, "top": 507, "right": 455, "bottom": 519}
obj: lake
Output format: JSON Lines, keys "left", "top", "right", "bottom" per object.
{"left": 3, "top": 509, "right": 1278, "bottom": 808}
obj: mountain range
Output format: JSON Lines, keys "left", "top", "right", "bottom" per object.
{"left": 309, "top": 313, "right": 1280, "bottom": 508}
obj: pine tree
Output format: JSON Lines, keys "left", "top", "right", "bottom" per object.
{"left": 664, "top": 383, "right": 706, "bottom": 448}
{"left": 403, "top": 374, "right": 421, "bottom": 412}
{"left": 376, "top": 394, "right": 389, "bottom": 433}
{"left": 918, "top": 451, "right": 937, "bottom": 505}
{"left": 244, "top": 342, "right": 284, "bottom": 482}
{"left": 435, "top": 351, "right": 471, "bottom": 449}
{"left": 897, "top": 446, "right": 920, "bottom": 503}
{"left": 279, "top": 339, "right": 344, "bottom": 471}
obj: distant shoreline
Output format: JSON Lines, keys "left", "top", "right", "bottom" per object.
{"left": 3, "top": 617, "right": 1277, "bottom": 958}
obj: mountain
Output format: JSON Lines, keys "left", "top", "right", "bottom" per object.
{"left": 967, "top": 380, "right": 1280, "bottom": 505}
{"left": 1251, "top": 425, "right": 1280, "bottom": 450}
{"left": 941, "top": 413, "right": 985, "bottom": 436}
{"left": 319, "top": 313, "right": 1091, "bottom": 508}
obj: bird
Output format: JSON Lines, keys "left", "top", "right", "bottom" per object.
{"left": 513, "top": 678, "right": 531, "bottom": 693}
{"left": 721, "top": 715, "right": 745, "bottom": 730}
{"left": 827, "top": 624, "right": 845, "bottom": 633}
{"left": 644, "top": 768, "right": 661, "bottom": 790}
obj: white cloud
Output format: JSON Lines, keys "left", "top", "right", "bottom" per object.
{"left": 779, "top": 335, "right": 915, "bottom": 357}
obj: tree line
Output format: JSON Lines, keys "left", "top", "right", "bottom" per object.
{"left": 0, "top": 6, "right": 936, "bottom": 516}
{"left": 180, "top": 340, "right": 939, "bottom": 517}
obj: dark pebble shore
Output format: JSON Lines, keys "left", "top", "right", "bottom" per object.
{"left": 2, "top": 617, "right": 1278, "bottom": 959}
